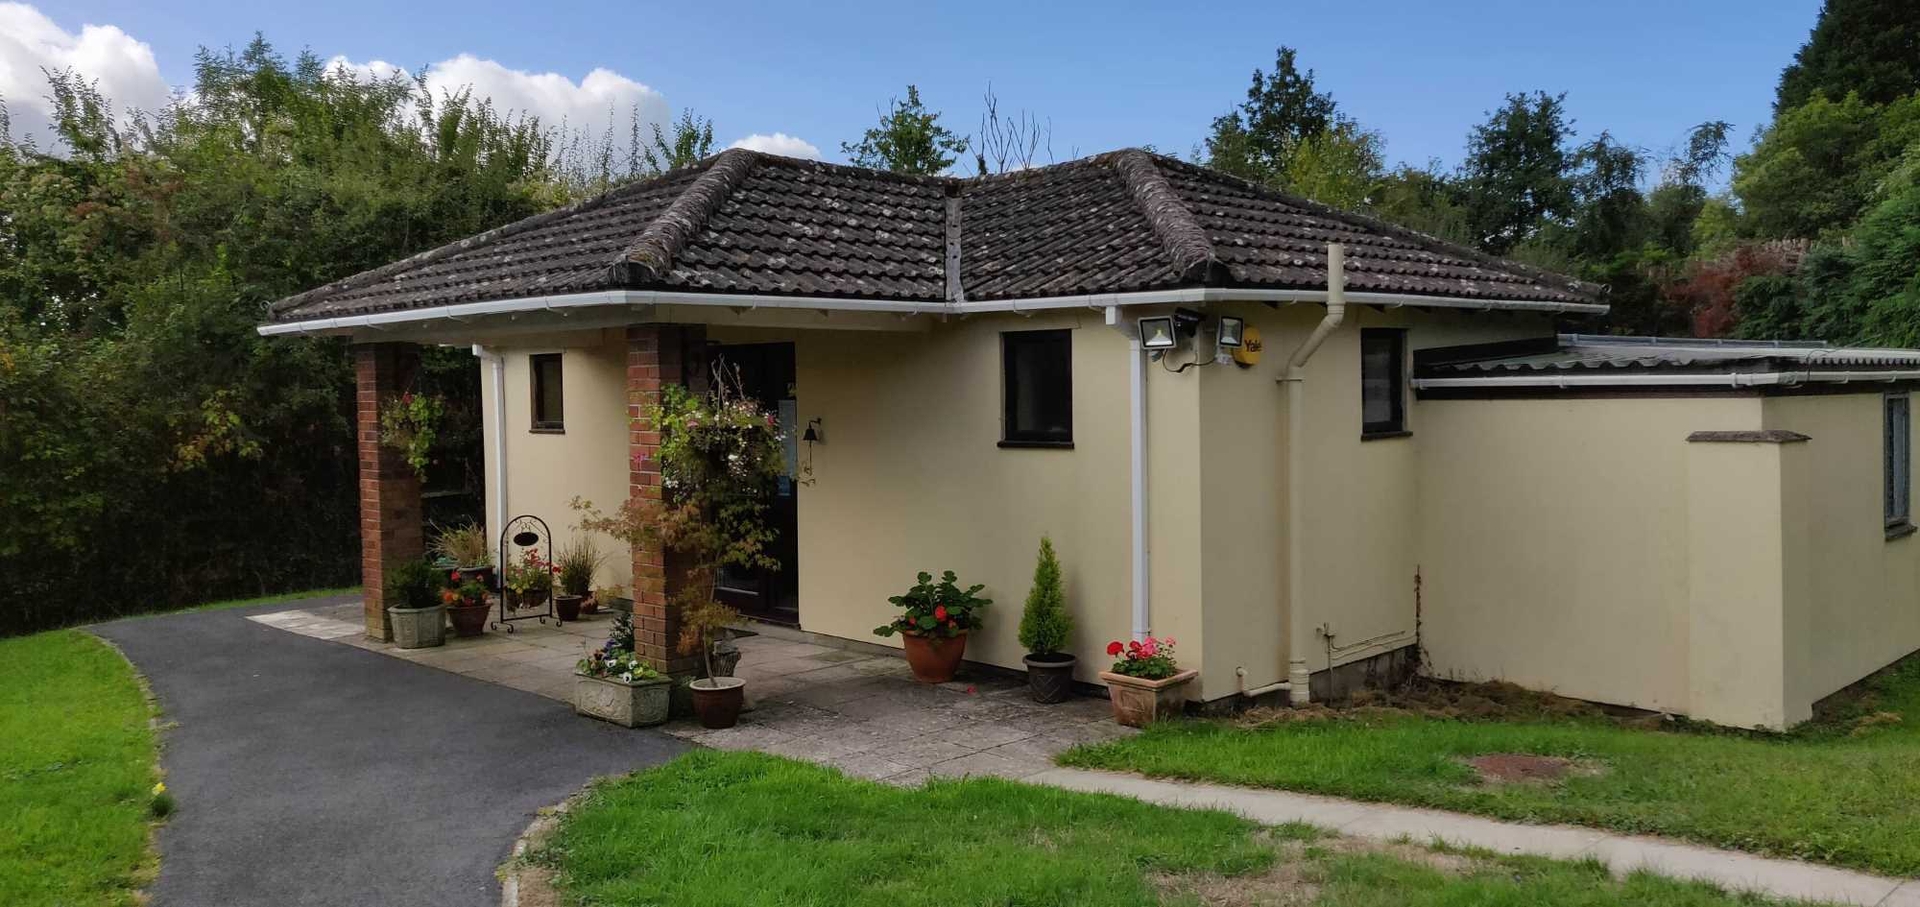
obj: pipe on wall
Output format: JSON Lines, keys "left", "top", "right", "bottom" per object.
{"left": 472, "top": 345, "right": 509, "bottom": 547}
{"left": 1107, "top": 306, "right": 1152, "bottom": 642}
{"left": 1279, "top": 243, "right": 1348, "bottom": 705}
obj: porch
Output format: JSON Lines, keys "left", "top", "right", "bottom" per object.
{"left": 249, "top": 603, "right": 1132, "bottom": 783}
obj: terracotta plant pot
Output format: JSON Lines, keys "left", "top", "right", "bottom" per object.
{"left": 1024, "top": 653, "right": 1078, "bottom": 704}
{"left": 901, "top": 631, "right": 968, "bottom": 684}
{"left": 446, "top": 603, "right": 490, "bottom": 637}
{"left": 1099, "top": 669, "right": 1198, "bottom": 727}
{"left": 690, "top": 676, "right": 747, "bottom": 729}
{"left": 554, "top": 594, "right": 583, "bottom": 621}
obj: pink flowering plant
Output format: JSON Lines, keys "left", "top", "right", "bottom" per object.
{"left": 1105, "top": 636, "right": 1180, "bottom": 680}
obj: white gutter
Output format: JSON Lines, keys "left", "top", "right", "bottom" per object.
{"left": 1106, "top": 306, "right": 1152, "bottom": 643}
{"left": 472, "top": 346, "right": 509, "bottom": 550}
{"left": 1279, "top": 243, "right": 1349, "bottom": 706}
{"left": 1411, "top": 370, "right": 1920, "bottom": 390}
{"left": 259, "top": 286, "right": 1606, "bottom": 336}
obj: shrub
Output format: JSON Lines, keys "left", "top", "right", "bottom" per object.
{"left": 384, "top": 559, "right": 441, "bottom": 610}
{"left": 1017, "top": 537, "right": 1072, "bottom": 656}
{"left": 874, "top": 571, "right": 990, "bottom": 640}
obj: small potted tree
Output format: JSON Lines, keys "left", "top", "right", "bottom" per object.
{"left": 385, "top": 559, "right": 445, "bottom": 649}
{"left": 681, "top": 600, "right": 746, "bottom": 728}
{"left": 874, "top": 570, "right": 990, "bottom": 684}
{"left": 574, "top": 624, "right": 671, "bottom": 728}
{"left": 1018, "top": 537, "right": 1076, "bottom": 703}
{"left": 440, "top": 570, "right": 491, "bottom": 637}
{"left": 554, "top": 537, "right": 602, "bottom": 621}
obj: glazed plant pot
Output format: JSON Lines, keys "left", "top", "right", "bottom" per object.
{"left": 710, "top": 634, "right": 742, "bottom": 678}
{"left": 573, "top": 674, "right": 672, "bottom": 728}
{"left": 580, "top": 594, "right": 600, "bottom": 615}
{"left": 1099, "top": 669, "right": 1197, "bottom": 727}
{"left": 446, "top": 603, "right": 489, "bottom": 638}
{"left": 901, "top": 631, "right": 968, "bottom": 684}
{"left": 1023, "top": 653, "right": 1079, "bottom": 704}
{"left": 388, "top": 604, "right": 447, "bottom": 649}
{"left": 690, "top": 676, "right": 747, "bottom": 729}
{"left": 554, "top": 594, "right": 583, "bottom": 622}
{"left": 458, "top": 565, "right": 494, "bottom": 588}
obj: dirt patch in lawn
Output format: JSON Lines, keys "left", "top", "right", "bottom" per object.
{"left": 1233, "top": 678, "right": 1649, "bottom": 729}
{"left": 1154, "top": 833, "right": 1484, "bottom": 906}
{"left": 1463, "top": 753, "right": 1592, "bottom": 785}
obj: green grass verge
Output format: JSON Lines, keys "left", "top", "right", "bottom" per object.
{"left": 540, "top": 751, "right": 1804, "bottom": 906}
{"left": 176, "top": 586, "right": 359, "bottom": 614}
{"left": 1062, "top": 658, "right": 1920, "bottom": 877}
{"left": 0, "top": 630, "right": 161, "bottom": 907}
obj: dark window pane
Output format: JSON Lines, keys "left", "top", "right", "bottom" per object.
{"left": 1888, "top": 394, "right": 1909, "bottom": 525}
{"left": 1360, "top": 330, "right": 1404, "bottom": 434}
{"left": 531, "top": 354, "right": 564, "bottom": 430}
{"left": 1003, "top": 330, "right": 1072, "bottom": 444}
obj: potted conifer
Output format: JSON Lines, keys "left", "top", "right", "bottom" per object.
{"left": 1018, "top": 536, "right": 1076, "bottom": 703}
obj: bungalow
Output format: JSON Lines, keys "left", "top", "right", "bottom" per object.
{"left": 261, "top": 148, "right": 1920, "bottom": 730}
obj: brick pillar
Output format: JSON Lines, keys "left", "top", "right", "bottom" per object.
{"left": 355, "top": 343, "right": 424, "bottom": 641}
{"left": 628, "top": 324, "right": 707, "bottom": 674}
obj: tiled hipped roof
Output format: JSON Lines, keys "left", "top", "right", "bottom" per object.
{"left": 267, "top": 149, "right": 1602, "bottom": 323}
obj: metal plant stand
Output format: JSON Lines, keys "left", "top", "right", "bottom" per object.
{"left": 494, "top": 514, "right": 557, "bottom": 633}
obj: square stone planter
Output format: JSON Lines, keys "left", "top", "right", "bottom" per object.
{"left": 1099, "top": 669, "right": 1197, "bottom": 727}
{"left": 573, "top": 674, "right": 672, "bottom": 728}
{"left": 388, "top": 604, "right": 446, "bottom": 649}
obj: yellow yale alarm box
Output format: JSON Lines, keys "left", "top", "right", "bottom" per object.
{"left": 1231, "top": 324, "right": 1263, "bottom": 368}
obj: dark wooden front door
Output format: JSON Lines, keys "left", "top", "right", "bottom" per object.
{"left": 711, "top": 342, "right": 800, "bottom": 625}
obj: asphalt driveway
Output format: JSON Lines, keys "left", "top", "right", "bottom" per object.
{"left": 93, "top": 593, "right": 687, "bottom": 907}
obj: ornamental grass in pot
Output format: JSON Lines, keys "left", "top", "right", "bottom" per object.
{"left": 429, "top": 521, "right": 494, "bottom": 590}
{"left": 384, "top": 559, "right": 445, "bottom": 649}
{"left": 1018, "top": 537, "right": 1076, "bottom": 703}
{"left": 574, "top": 369, "right": 785, "bottom": 731}
{"left": 874, "top": 570, "right": 989, "bottom": 684}
{"left": 1099, "top": 636, "right": 1195, "bottom": 727}
{"left": 440, "top": 572, "right": 490, "bottom": 637}
{"left": 554, "top": 537, "right": 602, "bottom": 621}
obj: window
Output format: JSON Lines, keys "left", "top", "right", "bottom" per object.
{"left": 530, "top": 353, "right": 564, "bottom": 432}
{"left": 1001, "top": 329, "right": 1072, "bottom": 447}
{"left": 1360, "top": 329, "right": 1407, "bottom": 437}
{"left": 1887, "top": 393, "right": 1910, "bottom": 534}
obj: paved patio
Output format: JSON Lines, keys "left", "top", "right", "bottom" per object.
{"left": 250, "top": 603, "right": 1134, "bottom": 783}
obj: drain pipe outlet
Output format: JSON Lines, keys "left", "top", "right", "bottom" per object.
{"left": 1107, "top": 306, "right": 1151, "bottom": 641}
{"left": 472, "top": 345, "right": 509, "bottom": 544}
{"left": 1280, "top": 243, "right": 1348, "bottom": 705}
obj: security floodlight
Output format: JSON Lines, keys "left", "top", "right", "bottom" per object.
{"left": 1217, "top": 316, "right": 1245, "bottom": 348}
{"left": 1138, "top": 316, "right": 1177, "bottom": 350}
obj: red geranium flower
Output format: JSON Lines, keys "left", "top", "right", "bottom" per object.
{"left": 451, "top": 571, "right": 462, "bottom": 582}
{"left": 1106, "top": 641, "right": 1124, "bottom": 656}
{"left": 934, "top": 605, "right": 948, "bottom": 621}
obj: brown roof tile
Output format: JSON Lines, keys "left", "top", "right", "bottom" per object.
{"left": 268, "top": 149, "right": 1601, "bottom": 323}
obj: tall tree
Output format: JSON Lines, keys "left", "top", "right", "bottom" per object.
{"left": 1732, "top": 92, "right": 1920, "bottom": 240}
{"left": 841, "top": 85, "right": 967, "bottom": 175}
{"left": 1775, "top": 0, "right": 1920, "bottom": 113}
{"left": 1204, "top": 46, "right": 1340, "bottom": 185}
{"left": 1456, "top": 91, "right": 1576, "bottom": 254}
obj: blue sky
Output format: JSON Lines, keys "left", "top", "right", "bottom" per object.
{"left": 20, "top": 0, "right": 1818, "bottom": 179}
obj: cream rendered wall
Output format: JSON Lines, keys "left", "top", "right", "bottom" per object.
{"left": 480, "top": 329, "right": 634, "bottom": 594}
{"left": 1685, "top": 437, "right": 1795, "bottom": 728}
{"left": 1765, "top": 394, "right": 1920, "bottom": 712}
{"left": 1194, "top": 304, "right": 1553, "bottom": 699}
{"left": 1417, "top": 396, "right": 1764, "bottom": 713}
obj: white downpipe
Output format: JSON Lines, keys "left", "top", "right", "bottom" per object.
{"left": 1281, "top": 243, "right": 1348, "bottom": 705}
{"left": 1107, "top": 306, "right": 1152, "bottom": 642}
{"left": 473, "top": 346, "right": 509, "bottom": 546}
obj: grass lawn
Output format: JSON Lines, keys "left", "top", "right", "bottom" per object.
{"left": 0, "top": 630, "right": 162, "bottom": 907}
{"left": 1061, "top": 657, "right": 1920, "bottom": 877}
{"left": 176, "top": 585, "right": 359, "bottom": 614}
{"left": 539, "top": 751, "right": 1801, "bottom": 907}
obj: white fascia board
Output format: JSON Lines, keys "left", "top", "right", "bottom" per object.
{"left": 1411, "top": 370, "right": 1920, "bottom": 390}
{"left": 259, "top": 286, "right": 1608, "bottom": 337}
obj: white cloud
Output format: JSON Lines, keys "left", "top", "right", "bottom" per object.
{"left": 728, "top": 132, "right": 821, "bottom": 160}
{"left": 327, "top": 53, "right": 669, "bottom": 141}
{"left": 0, "top": 2, "right": 172, "bottom": 147}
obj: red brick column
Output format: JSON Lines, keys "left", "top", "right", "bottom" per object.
{"left": 355, "top": 343, "right": 424, "bottom": 641}
{"left": 628, "top": 325, "right": 707, "bottom": 674}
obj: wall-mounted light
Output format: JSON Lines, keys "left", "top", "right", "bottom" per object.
{"left": 1172, "top": 307, "right": 1205, "bottom": 337}
{"left": 1217, "top": 316, "right": 1245, "bottom": 348}
{"left": 1138, "top": 316, "right": 1177, "bottom": 350}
